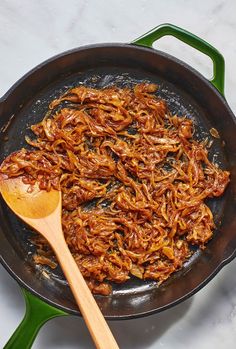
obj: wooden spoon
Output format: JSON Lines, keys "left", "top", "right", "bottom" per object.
{"left": 0, "top": 175, "right": 119, "bottom": 349}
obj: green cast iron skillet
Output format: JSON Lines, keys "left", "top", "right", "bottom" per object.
{"left": 1, "top": 24, "right": 236, "bottom": 349}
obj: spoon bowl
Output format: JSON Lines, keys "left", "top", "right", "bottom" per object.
{"left": 0, "top": 175, "right": 60, "bottom": 219}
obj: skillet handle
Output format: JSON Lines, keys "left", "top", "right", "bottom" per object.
{"left": 132, "top": 23, "right": 225, "bottom": 95}
{"left": 4, "top": 288, "right": 68, "bottom": 349}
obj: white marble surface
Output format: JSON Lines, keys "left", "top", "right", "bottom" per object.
{"left": 0, "top": 0, "right": 236, "bottom": 348}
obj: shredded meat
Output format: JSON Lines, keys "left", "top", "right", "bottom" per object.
{"left": 0, "top": 83, "right": 230, "bottom": 295}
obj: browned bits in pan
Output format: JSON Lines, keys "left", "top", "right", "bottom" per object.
{"left": 0, "top": 83, "right": 230, "bottom": 295}
{"left": 210, "top": 127, "right": 220, "bottom": 138}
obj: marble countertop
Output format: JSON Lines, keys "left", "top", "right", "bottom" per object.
{"left": 0, "top": 0, "right": 236, "bottom": 348}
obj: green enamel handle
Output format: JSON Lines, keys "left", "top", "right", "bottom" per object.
{"left": 132, "top": 23, "right": 225, "bottom": 95}
{"left": 4, "top": 288, "right": 68, "bottom": 349}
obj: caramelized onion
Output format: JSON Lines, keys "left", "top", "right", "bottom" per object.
{"left": 0, "top": 83, "right": 230, "bottom": 295}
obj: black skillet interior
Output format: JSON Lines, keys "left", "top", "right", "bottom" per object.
{"left": 0, "top": 44, "right": 236, "bottom": 319}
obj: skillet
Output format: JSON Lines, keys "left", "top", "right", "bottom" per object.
{"left": 1, "top": 24, "right": 236, "bottom": 348}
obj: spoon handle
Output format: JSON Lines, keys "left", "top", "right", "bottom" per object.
{"left": 51, "top": 233, "right": 119, "bottom": 349}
